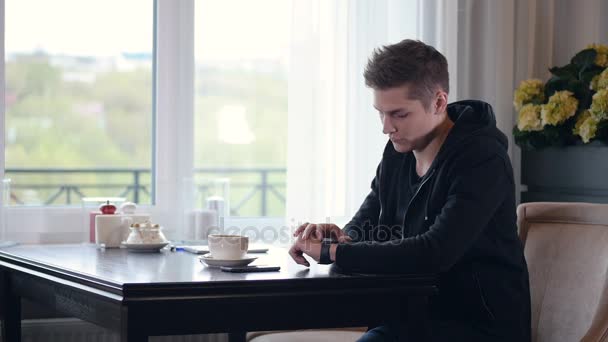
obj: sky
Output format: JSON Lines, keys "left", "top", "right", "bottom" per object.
{"left": 6, "top": 0, "right": 290, "bottom": 63}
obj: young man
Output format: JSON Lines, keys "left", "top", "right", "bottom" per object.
{"left": 289, "top": 39, "right": 531, "bottom": 341}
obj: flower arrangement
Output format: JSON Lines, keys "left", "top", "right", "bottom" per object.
{"left": 513, "top": 44, "right": 608, "bottom": 149}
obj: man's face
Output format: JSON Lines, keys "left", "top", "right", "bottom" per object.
{"left": 373, "top": 85, "right": 440, "bottom": 153}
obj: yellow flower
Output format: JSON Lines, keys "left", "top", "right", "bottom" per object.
{"left": 513, "top": 79, "right": 545, "bottom": 111}
{"left": 590, "top": 68, "right": 608, "bottom": 91}
{"left": 588, "top": 43, "right": 608, "bottom": 67}
{"left": 573, "top": 110, "right": 600, "bottom": 143}
{"left": 517, "top": 104, "right": 543, "bottom": 132}
{"left": 591, "top": 75, "right": 600, "bottom": 91}
{"left": 590, "top": 88, "right": 608, "bottom": 120}
{"left": 540, "top": 90, "right": 579, "bottom": 126}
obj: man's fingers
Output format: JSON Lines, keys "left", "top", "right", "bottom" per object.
{"left": 303, "top": 224, "right": 316, "bottom": 239}
{"left": 288, "top": 245, "right": 301, "bottom": 262}
{"left": 337, "top": 235, "right": 352, "bottom": 243}
{"left": 293, "top": 222, "right": 309, "bottom": 237}
{"left": 298, "top": 223, "right": 345, "bottom": 241}
{"left": 315, "top": 227, "right": 323, "bottom": 240}
{"left": 295, "top": 254, "right": 310, "bottom": 267}
{"left": 288, "top": 244, "right": 310, "bottom": 267}
{"left": 329, "top": 228, "right": 342, "bottom": 239}
{"left": 327, "top": 227, "right": 351, "bottom": 243}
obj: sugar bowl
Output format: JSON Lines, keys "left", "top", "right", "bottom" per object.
{"left": 125, "top": 221, "right": 168, "bottom": 244}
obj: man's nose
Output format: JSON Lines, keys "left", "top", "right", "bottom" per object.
{"left": 382, "top": 116, "right": 395, "bottom": 135}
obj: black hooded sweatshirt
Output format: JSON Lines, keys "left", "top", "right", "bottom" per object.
{"left": 336, "top": 100, "right": 531, "bottom": 341}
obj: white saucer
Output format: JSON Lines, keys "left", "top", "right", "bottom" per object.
{"left": 122, "top": 242, "right": 169, "bottom": 252}
{"left": 199, "top": 254, "right": 257, "bottom": 268}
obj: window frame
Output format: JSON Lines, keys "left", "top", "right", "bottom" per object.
{"left": 0, "top": 0, "right": 285, "bottom": 244}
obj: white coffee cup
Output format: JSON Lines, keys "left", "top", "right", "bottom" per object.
{"left": 208, "top": 234, "right": 248, "bottom": 260}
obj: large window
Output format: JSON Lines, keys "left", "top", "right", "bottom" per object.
{"left": 194, "top": 0, "right": 289, "bottom": 217}
{"left": 2, "top": 0, "right": 291, "bottom": 244}
{"left": 3, "top": 0, "right": 289, "bottom": 218}
{"left": 4, "top": 0, "right": 154, "bottom": 206}
{"left": 2, "top": 0, "right": 415, "bottom": 244}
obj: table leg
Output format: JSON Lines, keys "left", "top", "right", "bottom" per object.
{"left": 120, "top": 327, "right": 148, "bottom": 342}
{"left": 228, "top": 331, "right": 247, "bottom": 342}
{"left": 120, "top": 307, "right": 147, "bottom": 342}
{"left": 0, "top": 270, "right": 21, "bottom": 342}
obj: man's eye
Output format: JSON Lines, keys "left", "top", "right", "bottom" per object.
{"left": 396, "top": 112, "right": 409, "bottom": 118}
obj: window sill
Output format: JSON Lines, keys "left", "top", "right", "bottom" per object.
{"left": 2, "top": 207, "right": 290, "bottom": 245}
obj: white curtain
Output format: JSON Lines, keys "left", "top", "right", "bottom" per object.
{"left": 417, "top": 0, "right": 596, "bottom": 201}
{"left": 444, "top": 1, "right": 519, "bottom": 195}
{"left": 287, "top": 0, "right": 608, "bottom": 225}
{"left": 417, "top": 0, "right": 459, "bottom": 102}
{"left": 0, "top": 0, "right": 6, "bottom": 243}
{"left": 286, "top": 0, "right": 349, "bottom": 226}
{"left": 286, "top": 0, "right": 418, "bottom": 225}
{"left": 511, "top": 0, "right": 608, "bottom": 95}
{"left": 447, "top": 0, "right": 608, "bottom": 202}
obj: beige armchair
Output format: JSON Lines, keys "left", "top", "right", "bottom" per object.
{"left": 246, "top": 327, "right": 367, "bottom": 342}
{"left": 518, "top": 202, "right": 608, "bottom": 342}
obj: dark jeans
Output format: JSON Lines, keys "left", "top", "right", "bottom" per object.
{"left": 357, "top": 321, "right": 495, "bottom": 342}
{"left": 357, "top": 325, "right": 401, "bottom": 342}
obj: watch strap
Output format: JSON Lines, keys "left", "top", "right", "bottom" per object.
{"left": 319, "top": 238, "right": 335, "bottom": 264}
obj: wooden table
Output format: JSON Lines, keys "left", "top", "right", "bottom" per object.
{"left": 0, "top": 244, "right": 437, "bottom": 341}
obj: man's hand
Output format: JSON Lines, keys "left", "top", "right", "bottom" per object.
{"left": 293, "top": 222, "right": 352, "bottom": 243}
{"left": 288, "top": 236, "right": 322, "bottom": 267}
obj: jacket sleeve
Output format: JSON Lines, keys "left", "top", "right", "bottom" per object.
{"left": 342, "top": 163, "right": 382, "bottom": 242}
{"left": 336, "top": 155, "right": 509, "bottom": 274}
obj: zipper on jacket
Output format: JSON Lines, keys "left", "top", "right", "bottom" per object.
{"left": 401, "top": 168, "right": 436, "bottom": 237}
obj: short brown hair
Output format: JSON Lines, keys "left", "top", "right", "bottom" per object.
{"left": 363, "top": 39, "right": 449, "bottom": 108}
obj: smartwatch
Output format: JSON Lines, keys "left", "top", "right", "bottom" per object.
{"left": 319, "top": 238, "right": 336, "bottom": 264}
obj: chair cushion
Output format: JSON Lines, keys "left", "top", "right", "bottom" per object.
{"left": 525, "top": 221, "right": 608, "bottom": 341}
{"left": 248, "top": 329, "right": 365, "bottom": 342}
{"left": 518, "top": 202, "right": 608, "bottom": 342}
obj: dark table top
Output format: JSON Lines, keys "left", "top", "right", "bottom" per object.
{"left": 0, "top": 244, "right": 437, "bottom": 298}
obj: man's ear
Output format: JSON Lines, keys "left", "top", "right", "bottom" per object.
{"left": 434, "top": 90, "right": 448, "bottom": 114}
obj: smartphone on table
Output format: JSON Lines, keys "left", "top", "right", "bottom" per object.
{"left": 220, "top": 265, "right": 280, "bottom": 273}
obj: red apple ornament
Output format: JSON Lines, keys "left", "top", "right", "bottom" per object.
{"left": 100, "top": 200, "right": 117, "bottom": 215}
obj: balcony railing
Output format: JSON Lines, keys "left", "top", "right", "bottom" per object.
{"left": 4, "top": 168, "right": 286, "bottom": 217}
